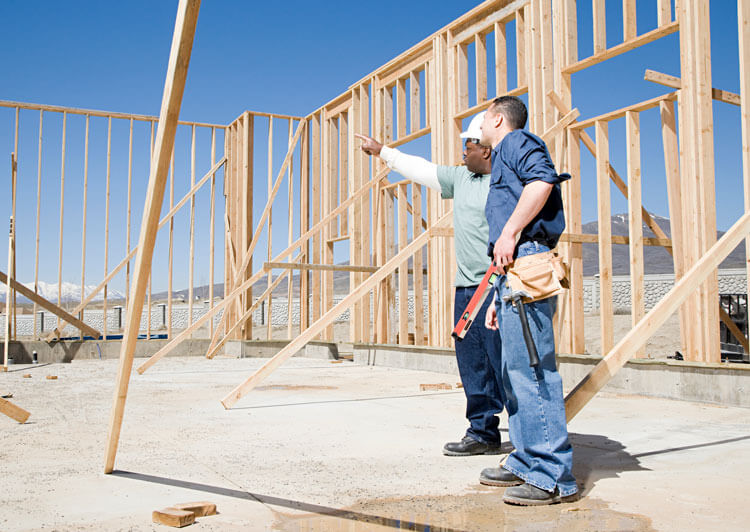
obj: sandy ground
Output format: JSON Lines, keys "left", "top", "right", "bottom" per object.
{"left": 1, "top": 356, "right": 749, "bottom": 531}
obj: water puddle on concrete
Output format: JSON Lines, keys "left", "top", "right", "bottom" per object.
{"left": 272, "top": 488, "right": 654, "bottom": 531}
{"left": 256, "top": 384, "right": 337, "bottom": 391}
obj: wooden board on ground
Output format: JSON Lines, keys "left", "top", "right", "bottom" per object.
{"left": 152, "top": 508, "right": 195, "bottom": 528}
{"left": 173, "top": 501, "right": 216, "bottom": 517}
{"left": 0, "top": 396, "right": 30, "bottom": 423}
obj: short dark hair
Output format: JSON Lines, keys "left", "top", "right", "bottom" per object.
{"left": 489, "top": 96, "right": 527, "bottom": 130}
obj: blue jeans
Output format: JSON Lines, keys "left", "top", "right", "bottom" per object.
{"left": 454, "top": 286, "right": 505, "bottom": 444}
{"left": 492, "top": 241, "right": 577, "bottom": 496}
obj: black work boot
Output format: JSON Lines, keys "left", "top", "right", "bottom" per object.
{"left": 503, "top": 483, "right": 580, "bottom": 506}
{"left": 479, "top": 466, "right": 523, "bottom": 487}
{"left": 442, "top": 435, "right": 502, "bottom": 456}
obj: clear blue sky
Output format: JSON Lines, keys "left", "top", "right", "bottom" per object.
{"left": 0, "top": 1, "right": 744, "bottom": 295}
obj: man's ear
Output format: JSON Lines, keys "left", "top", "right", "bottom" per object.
{"left": 482, "top": 146, "right": 492, "bottom": 159}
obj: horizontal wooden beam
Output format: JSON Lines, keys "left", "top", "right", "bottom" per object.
{"left": 388, "top": 126, "right": 432, "bottom": 149}
{"left": 0, "top": 99, "right": 225, "bottom": 128}
{"left": 265, "top": 262, "right": 379, "bottom": 273}
{"left": 644, "top": 69, "right": 741, "bottom": 106}
{"left": 563, "top": 21, "right": 679, "bottom": 75}
{"left": 453, "top": 86, "right": 528, "bottom": 121}
{"left": 571, "top": 92, "right": 678, "bottom": 130}
{"left": 450, "top": 0, "right": 529, "bottom": 45}
{"left": 326, "top": 234, "right": 351, "bottom": 244}
{"left": 0, "top": 271, "right": 101, "bottom": 339}
{"left": 0, "top": 396, "right": 30, "bottom": 423}
{"left": 559, "top": 233, "right": 672, "bottom": 247}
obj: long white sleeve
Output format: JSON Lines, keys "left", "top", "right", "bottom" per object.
{"left": 380, "top": 146, "right": 441, "bottom": 192}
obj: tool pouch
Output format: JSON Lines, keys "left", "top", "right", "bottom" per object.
{"left": 505, "top": 250, "right": 569, "bottom": 303}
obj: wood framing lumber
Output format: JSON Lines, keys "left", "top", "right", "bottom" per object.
{"left": 205, "top": 256, "right": 300, "bottom": 359}
{"left": 548, "top": 91, "right": 672, "bottom": 246}
{"left": 644, "top": 69, "right": 741, "bottom": 106}
{"left": 4, "top": 215, "right": 13, "bottom": 369}
{"left": 220, "top": 211, "right": 452, "bottom": 409}
{"left": 565, "top": 209, "right": 750, "bottom": 421}
{"left": 105, "top": 0, "right": 201, "bottom": 475}
{"left": 206, "top": 166, "right": 391, "bottom": 354}
{"left": 265, "top": 262, "right": 378, "bottom": 273}
{"left": 44, "top": 156, "right": 226, "bottom": 342}
{"left": 0, "top": 270, "right": 100, "bottom": 339}
{"left": 152, "top": 508, "right": 195, "bottom": 528}
{"left": 173, "top": 502, "right": 216, "bottom": 517}
{"left": 563, "top": 21, "right": 679, "bottom": 75}
{"left": 449, "top": 0, "right": 529, "bottom": 45}
{"left": 570, "top": 91, "right": 678, "bottom": 131}
{"left": 137, "top": 261, "right": 265, "bottom": 374}
{"left": 0, "top": 396, "right": 30, "bottom": 423}
{"left": 540, "top": 108, "right": 579, "bottom": 141}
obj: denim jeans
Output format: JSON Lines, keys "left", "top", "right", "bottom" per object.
{"left": 492, "top": 241, "right": 577, "bottom": 496}
{"left": 453, "top": 286, "right": 505, "bottom": 444}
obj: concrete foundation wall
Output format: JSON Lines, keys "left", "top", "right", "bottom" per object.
{"left": 353, "top": 343, "right": 750, "bottom": 408}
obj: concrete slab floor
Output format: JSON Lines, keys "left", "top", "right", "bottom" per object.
{"left": 1, "top": 356, "right": 748, "bottom": 531}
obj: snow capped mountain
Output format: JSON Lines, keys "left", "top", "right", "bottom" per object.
{"left": 0, "top": 281, "right": 125, "bottom": 303}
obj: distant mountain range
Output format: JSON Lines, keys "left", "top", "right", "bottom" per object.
{"left": 0, "top": 280, "right": 125, "bottom": 303}
{"left": 7, "top": 214, "right": 743, "bottom": 304}
{"left": 580, "top": 213, "right": 746, "bottom": 275}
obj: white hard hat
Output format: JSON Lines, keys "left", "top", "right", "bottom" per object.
{"left": 459, "top": 111, "right": 485, "bottom": 140}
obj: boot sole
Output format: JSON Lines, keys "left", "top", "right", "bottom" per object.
{"left": 442, "top": 447, "right": 503, "bottom": 457}
{"left": 503, "top": 493, "right": 580, "bottom": 506}
{"left": 479, "top": 476, "right": 523, "bottom": 487}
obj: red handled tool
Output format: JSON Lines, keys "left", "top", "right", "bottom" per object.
{"left": 452, "top": 264, "right": 500, "bottom": 340}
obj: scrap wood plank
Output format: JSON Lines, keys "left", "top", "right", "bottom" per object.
{"left": 173, "top": 501, "right": 216, "bottom": 517}
{"left": 152, "top": 508, "right": 195, "bottom": 528}
{"left": 0, "top": 271, "right": 101, "bottom": 339}
{"left": 220, "top": 211, "right": 452, "bottom": 409}
{"left": 565, "top": 209, "right": 750, "bottom": 420}
{"left": 0, "top": 396, "right": 30, "bottom": 423}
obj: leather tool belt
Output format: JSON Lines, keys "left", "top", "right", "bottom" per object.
{"left": 505, "top": 250, "right": 569, "bottom": 303}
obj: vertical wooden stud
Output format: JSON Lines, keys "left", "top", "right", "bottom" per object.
{"left": 475, "top": 32, "right": 487, "bottom": 103}
{"left": 57, "top": 112, "right": 67, "bottom": 310}
{"left": 593, "top": 0, "right": 606, "bottom": 54}
{"left": 623, "top": 0, "right": 637, "bottom": 41}
{"left": 494, "top": 21, "right": 507, "bottom": 95}
{"left": 596, "top": 120, "right": 613, "bottom": 354}
{"left": 188, "top": 125, "right": 196, "bottom": 328}
{"left": 397, "top": 183, "right": 408, "bottom": 345}
{"left": 103, "top": 117, "right": 112, "bottom": 340}
{"left": 266, "top": 117, "right": 274, "bottom": 339}
{"left": 209, "top": 127, "right": 216, "bottom": 338}
{"left": 33, "top": 111, "right": 43, "bottom": 337}
{"left": 516, "top": 8, "right": 527, "bottom": 87}
{"left": 79, "top": 116, "right": 90, "bottom": 338}
{"left": 626, "top": 111, "right": 645, "bottom": 358}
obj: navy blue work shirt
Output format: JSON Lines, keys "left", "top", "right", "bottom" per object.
{"left": 485, "top": 129, "right": 570, "bottom": 258}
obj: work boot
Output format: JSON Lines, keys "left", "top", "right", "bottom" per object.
{"left": 442, "top": 435, "right": 502, "bottom": 456}
{"left": 479, "top": 466, "right": 523, "bottom": 487}
{"left": 503, "top": 483, "right": 580, "bottom": 506}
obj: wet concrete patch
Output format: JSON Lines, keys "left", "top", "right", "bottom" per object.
{"left": 272, "top": 490, "right": 654, "bottom": 531}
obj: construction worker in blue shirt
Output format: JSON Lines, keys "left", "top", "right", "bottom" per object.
{"left": 479, "top": 95, "right": 578, "bottom": 505}
{"left": 356, "top": 112, "right": 507, "bottom": 457}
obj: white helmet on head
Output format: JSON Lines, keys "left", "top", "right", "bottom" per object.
{"left": 459, "top": 111, "right": 485, "bottom": 142}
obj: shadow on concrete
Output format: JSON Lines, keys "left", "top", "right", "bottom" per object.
{"left": 228, "top": 390, "right": 465, "bottom": 410}
{"left": 570, "top": 432, "right": 649, "bottom": 496}
{"left": 6, "top": 362, "right": 51, "bottom": 373}
{"left": 111, "top": 470, "right": 467, "bottom": 532}
{"left": 632, "top": 434, "right": 750, "bottom": 458}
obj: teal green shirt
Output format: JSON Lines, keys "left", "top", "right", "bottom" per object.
{"left": 436, "top": 165, "right": 492, "bottom": 287}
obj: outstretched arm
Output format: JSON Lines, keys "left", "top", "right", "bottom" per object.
{"left": 355, "top": 133, "right": 440, "bottom": 192}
